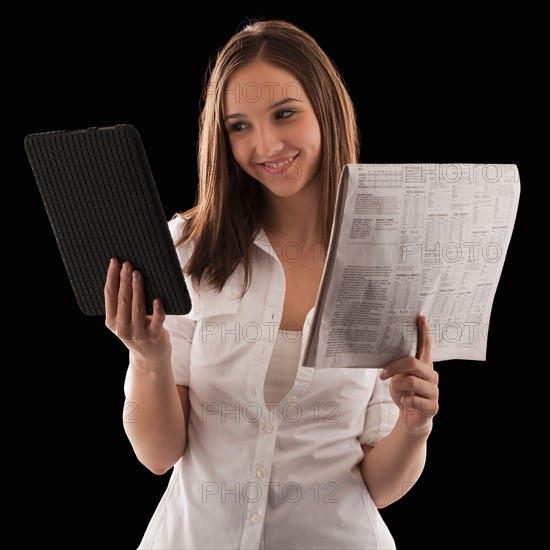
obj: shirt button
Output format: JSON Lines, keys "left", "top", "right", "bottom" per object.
{"left": 193, "top": 303, "right": 202, "bottom": 314}
{"left": 250, "top": 513, "right": 261, "bottom": 524}
{"left": 256, "top": 467, "right": 266, "bottom": 478}
{"left": 287, "top": 395, "right": 297, "bottom": 402}
{"left": 265, "top": 423, "right": 274, "bottom": 433}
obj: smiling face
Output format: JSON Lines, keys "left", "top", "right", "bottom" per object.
{"left": 223, "top": 60, "right": 322, "bottom": 199}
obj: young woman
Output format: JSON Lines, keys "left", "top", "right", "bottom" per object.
{"left": 105, "top": 20, "right": 439, "bottom": 549}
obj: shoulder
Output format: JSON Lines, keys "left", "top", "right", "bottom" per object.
{"left": 168, "top": 213, "right": 191, "bottom": 242}
{"left": 167, "top": 214, "right": 195, "bottom": 269}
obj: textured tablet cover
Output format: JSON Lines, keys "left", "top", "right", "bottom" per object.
{"left": 24, "top": 124, "right": 192, "bottom": 316}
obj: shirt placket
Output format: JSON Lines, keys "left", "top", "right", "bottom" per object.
{"left": 239, "top": 241, "right": 284, "bottom": 549}
{"left": 239, "top": 407, "right": 280, "bottom": 549}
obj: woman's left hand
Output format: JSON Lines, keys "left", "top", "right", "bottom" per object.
{"left": 380, "top": 315, "right": 439, "bottom": 434}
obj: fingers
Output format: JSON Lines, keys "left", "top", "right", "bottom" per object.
{"left": 380, "top": 315, "right": 437, "bottom": 383}
{"left": 131, "top": 273, "right": 166, "bottom": 337}
{"left": 116, "top": 261, "right": 135, "bottom": 339}
{"left": 131, "top": 270, "right": 146, "bottom": 336}
{"left": 380, "top": 315, "right": 433, "bottom": 382}
{"left": 390, "top": 371, "right": 439, "bottom": 400}
{"left": 416, "top": 315, "right": 432, "bottom": 364}
{"left": 104, "top": 260, "right": 141, "bottom": 340}
{"left": 104, "top": 259, "right": 165, "bottom": 343}
{"left": 380, "top": 354, "right": 435, "bottom": 382}
{"left": 104, "top": 258, "right": 121, "bottom": 331}
{"left": 381, "top": 316, "right": 439, "bottom": 427}
{"left": 400, "top": 394, "right": 439, "bottom": 424}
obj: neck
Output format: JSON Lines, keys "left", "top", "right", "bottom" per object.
{"left": 262, "top": 183, "right": 322, "bottom": 246}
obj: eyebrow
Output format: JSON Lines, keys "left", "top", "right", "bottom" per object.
{"left": 223, "top": 98, "right": 303, "bottom": 122}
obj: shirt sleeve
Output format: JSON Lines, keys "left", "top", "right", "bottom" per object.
{"left": 358, "top": 372, "right": 400, "bottom": 446}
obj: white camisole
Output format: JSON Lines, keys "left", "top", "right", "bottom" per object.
{"left": 263, "top": 330, "right": 303, "bottom": 408}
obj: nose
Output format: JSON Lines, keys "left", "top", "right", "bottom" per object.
{"left": 254, "top": 124, "right": 284, "bottom": 159}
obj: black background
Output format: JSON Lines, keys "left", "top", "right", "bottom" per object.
{"left": 14, "top": 9, "right": 530, "bottom": 549}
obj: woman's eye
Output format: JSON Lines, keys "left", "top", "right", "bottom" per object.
{"left": 275, "top": 109, "right": 295, "bottom": 120}
{"left": 229, "top": 121, "right": 248, "bottom": 132}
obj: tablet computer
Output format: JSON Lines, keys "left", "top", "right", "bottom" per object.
{"left": 24, "top": 124, "right": 192, "bottom": 316}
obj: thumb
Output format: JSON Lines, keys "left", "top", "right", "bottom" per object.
{"left": 415, "top": 315, "right": 432, "bottom": 364}
{"left": 149, "top": 298, "right": 166, "bottom": 334}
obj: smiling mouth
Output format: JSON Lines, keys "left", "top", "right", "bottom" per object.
{"left": 258, "top": 154, "right": 298, "bottom": 169}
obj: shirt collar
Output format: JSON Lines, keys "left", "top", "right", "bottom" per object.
{"left": 252, "top": 226, "right": 278, "bottom": 260}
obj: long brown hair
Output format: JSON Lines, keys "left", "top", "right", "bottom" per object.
{"left": 176, "top": 20, "right": 359, "bottom": 296}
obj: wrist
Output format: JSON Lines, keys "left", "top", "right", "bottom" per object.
{"left": 130, "top": 350, "right": 171, "bottom": 374}
{"left": 396, "top": 414, "right": 433, "bottom": 440}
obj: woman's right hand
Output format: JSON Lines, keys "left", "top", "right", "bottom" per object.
{"left": 104, "top": 258, "right": 172, "bottom": 368}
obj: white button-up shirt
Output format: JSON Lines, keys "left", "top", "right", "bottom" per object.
{"left": 125, "top": 216, "right": 400, "bottom": 549}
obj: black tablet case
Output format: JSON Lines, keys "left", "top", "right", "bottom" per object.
{"left": 24, "top": 124, "right": 192, "bottom": 316}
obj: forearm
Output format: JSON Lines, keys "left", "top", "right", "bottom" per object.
{"left": 123, "top": 353, "right": 187, "bottom": 474}
{"left": 360, "top": 414, "right": 431, "bottom": 508}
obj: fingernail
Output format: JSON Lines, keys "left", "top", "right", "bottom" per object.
{"left": 379, "top": 369, "right": 387, "bottom": 380}
{"left": 132, "top": 271, "right": 139, "bottom": 281}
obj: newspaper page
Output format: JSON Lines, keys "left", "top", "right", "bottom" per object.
{"left": 302, "top": 163, "right": 520, "bottom": 369}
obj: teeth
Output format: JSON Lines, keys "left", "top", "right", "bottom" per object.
{"left": 263, "top": 156, "right": 295, "bottom": 168}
